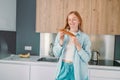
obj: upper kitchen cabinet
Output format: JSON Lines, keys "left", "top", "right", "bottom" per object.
{"left": 63, "top": 0, "right": 91, "bottom": 34}
{"left": 91, "top": 0, "right": 120, "bottom": 34}
{"left": 0, "top": 0, "right": 16, "bottom": 31}
{"left": 36, "top": 0, "right": 91, "bottom": 33}
{"left": 36, "top": 0, "right": 120, "bottom": 34}
{"left": 36, "top": 0, "right": 64, "bottom": 33}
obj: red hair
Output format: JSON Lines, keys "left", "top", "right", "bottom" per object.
{"left": 64, "top": 11, "right": 83, "bottom": 32}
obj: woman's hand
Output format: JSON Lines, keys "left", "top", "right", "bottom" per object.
{"left": 59, "top": 31, "right": 65, "bottom": 46}
{"left": 71, "top": 36, "right": 81, "bottom": 51}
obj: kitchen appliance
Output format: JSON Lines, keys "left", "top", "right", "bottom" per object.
{"left": 91, "top": 50, "right": 100, "bottom": 61}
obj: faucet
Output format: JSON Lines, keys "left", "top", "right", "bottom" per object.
{"left": 48, "top": 43, "right": 54, "bottom": 57}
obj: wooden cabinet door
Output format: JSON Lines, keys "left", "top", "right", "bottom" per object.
{"left": 36, "top": 0, "right": 120, "bottom": 34}
{"left": 36, "top": 0, "right": 91, "bottom": 34}
{"left": 36, "top": 0, "right": 64, "bottom": 33}
{"left": 63, "top": 0, "right": 91, "bottom": 34}
{"left": 91, "top": 0, "right": 120, "bottom": 34}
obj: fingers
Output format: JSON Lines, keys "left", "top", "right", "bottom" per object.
{"left": 58, "top": 29, "right": 75, "bottom": 37}
{"left": 71, "top": 37, "right": 81, "bottom": 51}
{"left": 59, "top": 31, "right": 64, "bottom": 37}
{"left": 71, "top": 36, "right": 77, "bottom": 42}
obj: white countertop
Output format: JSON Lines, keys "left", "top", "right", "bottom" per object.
{"left": 0, "top": 55, "right": 57, "bottom": 66}
{"left": 0, "top": 55, "right": 120, "bottom": 70}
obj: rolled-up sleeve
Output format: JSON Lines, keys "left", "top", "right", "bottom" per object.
{"left": 53, "top": 33, "right": 63, "bottom": 57}
{"left": 77, "top": 35, "right": 91, "bottom": 63}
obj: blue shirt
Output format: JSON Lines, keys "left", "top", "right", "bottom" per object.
{"left": 53, "top": 30, "right": 91, "bottom": 80}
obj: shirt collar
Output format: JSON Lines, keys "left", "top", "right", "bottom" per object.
{"left": 68, "top": 30, "right": 82, "bottom": 36}
{"left": 75, "top": 30, "right": 82, "bottom": 36}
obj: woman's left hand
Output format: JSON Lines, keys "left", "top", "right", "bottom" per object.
{"left": 71, "top": 36, "right": 81, "bottom": 51}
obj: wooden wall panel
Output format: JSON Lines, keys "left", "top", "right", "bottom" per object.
{"left": 36, "top": 0, "right": 64, "bottom": 33}
{"left": 36, "top": 0, "right": 120, "bottom": 34}
{"left": 91, "top": 0, "right": 120, "bottom": 34}
{"left": 63, "top": 0, "right": 91, "bottom": 34}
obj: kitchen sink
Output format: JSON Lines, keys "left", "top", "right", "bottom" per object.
{"left": 37, "top": 57, "right": 59, "bottom": 62}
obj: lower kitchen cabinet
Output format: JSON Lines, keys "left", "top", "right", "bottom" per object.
{"left": 1, "top": 56, "right": 120, "bottom": 80}
{"left": 0, "top": 63, "right": 30, "bottom": 80}
{"left": 90, "top": 78, "right": 119, "bottom": 80}
{"left": 30, "top": 64, "right": 57, "bottom": 80}
{"left": 89, "top": 68, "right": 120, "bottom": 80}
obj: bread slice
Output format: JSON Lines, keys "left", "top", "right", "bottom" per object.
{"left": 59, "top": 29, "right": 75, "bottom": 37}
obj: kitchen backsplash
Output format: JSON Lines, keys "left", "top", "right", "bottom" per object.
{"left": 115, "top": 35, "right": 120, "bottom": 60}
{"left": 40, "top": 33, "right": 115, "bottom": 60}
{"left": 90, "top": 35, "right": 115, "bottom": 60}
{"left": 16, "top": 0, "right": 40, "bottom": 55}
{"left": 0, "top": 30, "right": 120, "bottom": 61}
{"left": 0, "top": 31, "right": 16, "bottom": 59}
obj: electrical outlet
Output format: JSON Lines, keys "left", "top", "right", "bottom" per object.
{"left": 24, "top": 46, "right": 32, "bottom": 51}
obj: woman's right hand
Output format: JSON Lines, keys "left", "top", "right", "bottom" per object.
{"left": 59, "top": 31, "right": 64, "bottom": 46}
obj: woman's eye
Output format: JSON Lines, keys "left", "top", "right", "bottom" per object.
{"left": 68, "top": 18, "right": 78, "bottom": 22}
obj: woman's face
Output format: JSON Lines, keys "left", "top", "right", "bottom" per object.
{"left": 68, "top": 13, "right": 80, "bottom": 32}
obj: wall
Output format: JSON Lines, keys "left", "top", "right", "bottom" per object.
{"left": 16, "top": 0, "right": 40, "bottom": 55}
{"left": 115, "top": 35, "right": 120, "bottom": 60}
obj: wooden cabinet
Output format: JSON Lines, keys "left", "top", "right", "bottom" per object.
{"left": 63, "top": 0, "right": 91, "bottom": 34}
{"left": 36, "top": 0, "right": 64, "bottom": 33}
{"left": 0, "top": 63, "right": 30, "bottom": 80}
{"left": 89, "top": 69, "right": 120, "bottom": 80}
{"left": 36, "top": 0, "right": 120, "bottom": 34}
{"left": 30, "top": 65, "right": 57, "bottom": 80}
{"left": 91, "top": 0, "right": 120, "bottom": 34}
{"left": 36, "top": 0, "right": 91, "bottom": 33}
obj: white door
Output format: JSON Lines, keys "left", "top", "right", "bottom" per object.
{"left": 0, "top": 63, "right": 30, "bottom": 80}
{"left": 89, "top": 69, "right": 120, "bottom": 80}
{"left": 30, "top": 65, "right": 57, "bottom": 80}
{"left": 90, "top": 77, "right": 120, "bottom": 80}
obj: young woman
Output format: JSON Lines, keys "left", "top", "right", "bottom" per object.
{"left": 53, "top": 11, "right": 91, "bottom": 80}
